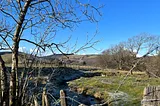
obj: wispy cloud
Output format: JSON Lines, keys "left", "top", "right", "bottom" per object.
{"left": 19, "top": 47, "right": 26, "bottom": 52}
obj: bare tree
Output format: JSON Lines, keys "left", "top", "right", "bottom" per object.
{"left": 125, "top": 33, "right": 160, "bottom": 74}
{"left": 100, "top": 42, "right": 134, "bottom": 70}
{"left": 0, "top": 0, "right": 102, "bottom": 105}
{"left": 100, "top": 34, "right": 160, "bottom": 74}
{"left": 125, "top": 33, "right": 159, "bottom": 57}
{"left": 145, "top": 50, "right": 160, "bottom": 77}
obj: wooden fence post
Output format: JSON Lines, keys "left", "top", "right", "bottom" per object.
{"left": 34, "top": 96, "right": 39, "bottom": 106}
{"left": 60, "top": 90, "right": 67, "bottom": 106}
{"left": 42, "top": 88, "right": 49, "bottom": 106}
{"left": 142, "top": 86, "right": 160, "bottom": 106}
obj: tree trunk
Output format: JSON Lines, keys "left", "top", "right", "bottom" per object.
{"left": 9, "top": 1, "right": 31, "bottom": 106}
{"left": 118, "top": 60, "right": 122, "bottom": 70}
{"left": 0, "top": 55, "right": 9, "bottom": 106}
{"left": 10, "top": 39, "right": 19, "bottom": 106}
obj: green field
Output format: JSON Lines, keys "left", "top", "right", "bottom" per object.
{"left": 68, "top": 71, "right": 160, "bottom": 106}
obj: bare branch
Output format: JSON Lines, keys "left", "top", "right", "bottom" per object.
{"left": 0, "top": 35, "right": 13, "bottom": 51}
{"left": 0, "top": 9, "right": 18, "bottom": 24}
{"left": 16, "top": 0, "right": 22, "bottom": 12}
{"left": 29, "top": 0, "right": 48, "bottom": 6}
{"left": 20, "top": 38, "right": 45, "bottom": 51}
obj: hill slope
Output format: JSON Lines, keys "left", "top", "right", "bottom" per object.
{"left": 0, "top": 52, "right": 99, "bottom": 66}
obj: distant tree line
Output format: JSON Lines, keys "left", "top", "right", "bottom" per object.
{"left": 97, "top": 33, "right": 160, "bottom": 76}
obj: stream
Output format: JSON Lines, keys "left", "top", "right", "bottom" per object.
{"left": 40, "top": 67, "right": 102, "bottom": 106}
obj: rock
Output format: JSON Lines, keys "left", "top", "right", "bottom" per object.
{"left": 108, "top": 91, "right": 130, "bottom": 105}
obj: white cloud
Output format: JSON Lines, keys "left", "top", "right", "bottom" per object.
{"left": 19, "top": 47, "right": 26, "bottom": 52}
{"left": 82, "top": 53, "right": 86, "bottom": 55}
{"left": 136, "top": 54, "right": 142, "bottom": 57}
{"left": 29, "top": 48, "right": 39, "bottom": 54}
{"left": 94, "top": 52, "right": 98, "bottom": 54}
{"left": 41, "top": 51, "right": 52, "bottom": 56}
{"left": 29, "top": 48, "right": 33, "bottom": 53}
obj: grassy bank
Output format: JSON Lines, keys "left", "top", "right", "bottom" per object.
{"left": 68, "top": 71, "right": 160, "bottom": 106}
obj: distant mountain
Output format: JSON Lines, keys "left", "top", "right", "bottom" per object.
{"left": 42, "top": 53, "right": 74, "bottom": 59}
{"left": 0, "top": 51, "right": 12, "bottom": 55}
{"left": 0, "top": 51, "right": 37, "bottom": 63}
{"left": 0, "top": 51, "right": 100, "bottom": 66}
{"left": 0, "top": 51, "right": 30, "bottom": 56}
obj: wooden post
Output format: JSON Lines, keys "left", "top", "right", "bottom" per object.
{"left": 42, "top": 88, "right": 49, "bottom": 106}
{"left": 142, "top": 86, "right": 160, "bottom": 106}
{"left": 42, "top": 89, "right": 45, "bottom": 106}
{"left": 60, "top": 90, "right": 67, "bottom": 106}
{"left": 34, "top": 96, "right": 39, "bottom": 106}
{"left": 44, "top": 92, "right": 49, "bottom": 106}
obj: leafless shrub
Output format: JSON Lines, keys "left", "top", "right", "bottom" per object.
{"left": 98, "top": 34, "right": 160, "bottom": 74}
{"left": 0, "top": 0, "right": 102, "bottom": 105}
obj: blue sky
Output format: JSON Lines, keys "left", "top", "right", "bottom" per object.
{"left": 81, "top": 0, "right": 160, "bottom": 54}
{"left": 18, "top": 0, "right": 160, "bottom": 55}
